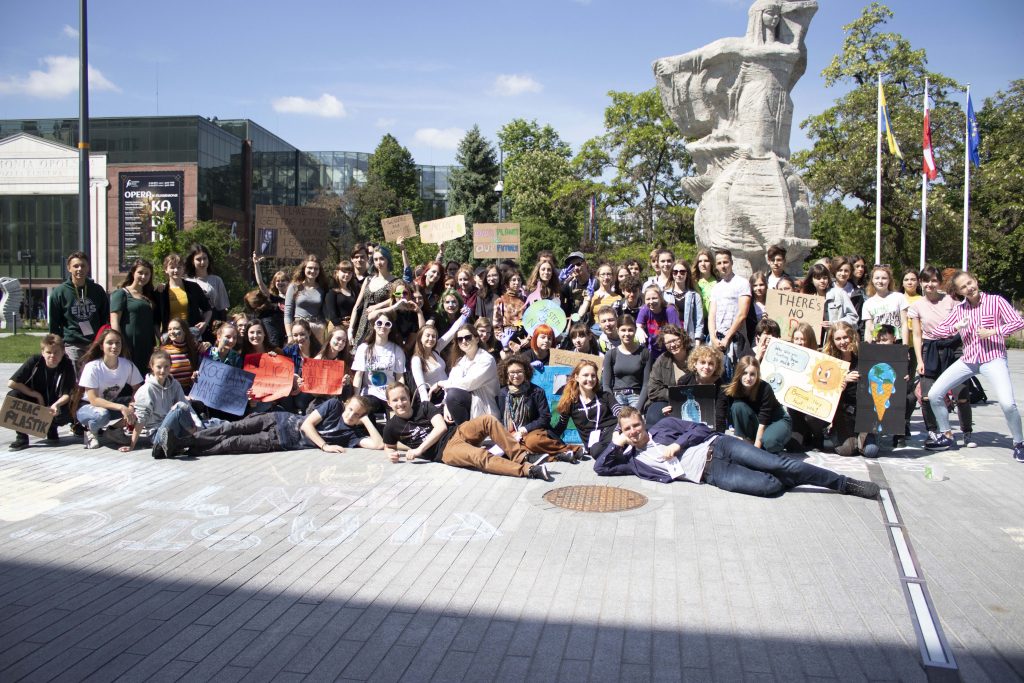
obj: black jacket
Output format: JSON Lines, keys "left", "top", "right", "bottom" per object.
{"left": 156, "top": 280, "right": 211, "bottom": 332}
{"left": 496, "top": 382, "right": 551, "bottom": 433}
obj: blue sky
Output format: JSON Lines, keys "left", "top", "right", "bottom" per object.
{"left": 1, "top": 0, "right": 1021, "bottom": 166}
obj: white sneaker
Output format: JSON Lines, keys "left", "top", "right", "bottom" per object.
{"left": 83, "top": 430, "right": 100, "bottom": 449}
{"left": 962, "top": 433, "right": 977, "bottom": 448}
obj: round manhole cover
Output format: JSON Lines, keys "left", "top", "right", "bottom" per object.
{"left": 543, "top": 485, "right": 648, "bottom": 513}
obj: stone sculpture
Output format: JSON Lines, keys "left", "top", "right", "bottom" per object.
{"left": 654, "top": 0, "right": 818, "bottom": 276}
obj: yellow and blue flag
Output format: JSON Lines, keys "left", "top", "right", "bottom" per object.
{"left": 879, "top": 84, "right": 904, "bottom": 160}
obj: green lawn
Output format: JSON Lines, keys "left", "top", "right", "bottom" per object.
{"left": 0, "top": 333, "right": 47, "bottom": 363}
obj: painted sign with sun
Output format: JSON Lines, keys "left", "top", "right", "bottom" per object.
{"left": 854, "top": 344, "right": 909, "bottom": 434}
{"left": 760, "top": 339, "right": 850, "bottom": 422}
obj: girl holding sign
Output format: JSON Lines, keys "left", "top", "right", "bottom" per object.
{"left": 554, "top": 360, "right": 620, "bottom": 457}
{"left": 725, "top": 356, "right": 793, "bottom": 454}
{"left": 799, "top": 263, "right": 857, "bottom": 344}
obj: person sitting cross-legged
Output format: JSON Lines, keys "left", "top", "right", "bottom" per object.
{"left": 382, "top": 382, "right": 554, "bottom": 481}
{"left": 165, "top": 395, "right": 382, "bottom": 458}
{"left": 594, "top": 407, "right": 879, "bottom": 499}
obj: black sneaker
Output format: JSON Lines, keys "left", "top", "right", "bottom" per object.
{"left": 527, "top": 463, "right": 553, "bottom": 481}
{"left": 9, "top": 434, "right": 29, "bottom": 451}
{"left": 553, "top": 450, "right": 581, "bottom": 464}
{"left": 1013, "top": 442, "right": 1024, "bottom": 463}
{"left": 526, "top": 452, "right": 550, "bottom": 465}
{"left": 46, "top": 425, "right": 60, "bottom": 443}
{"left": 163, "top": 429, "right": 179, "bottom": 459}
{"left": 924, "top": 434, "right": 956, "bottom": 451}
{"left": 845, "top": 478, "right": 880, "bottom": 499}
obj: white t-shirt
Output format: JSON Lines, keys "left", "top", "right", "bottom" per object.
{"left": 634, "top": 437, "right": 714, "bottom": 483}
{"left": 711, "top": 275, "right": 752, "bottom": 335}
{"left": 351, "top": 341, "right": 406, "bottom": 400}
{"left": 862, "top": 292, "right": 908, "bottom": 340}
{"left": 79, "top": 359, "right": 144, "bottom": 403}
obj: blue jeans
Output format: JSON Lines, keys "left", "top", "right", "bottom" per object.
{"left": 77, "top": 402, "right": 128, "bottom": 434}
{"left": 929, "top": 357, "right": 1022, "bottom": 443}
{"left": 150, "top": 402, "right": 202, "bottom": 448}
{"left": 613, "top": 390, "right": 640, "bottom": 408}
{"left": 704, "top": 435, "right": 847, "bottom": 497}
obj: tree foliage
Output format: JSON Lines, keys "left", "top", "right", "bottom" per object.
{"left": 137, "top": 210, "right": 247, "bottom": 310}
{"left": 571, "top": 89, "right": 695, "bottom": 247}
{"left": 354, "top": 134, "right": 422, "bottom": 244}
{"left": 795, "top": 2, "right": 965, "bottom": 274}
{"left": 445, "top": 125, "right": 500, "bottom": 263}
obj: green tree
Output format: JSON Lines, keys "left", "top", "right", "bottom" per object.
{"left": 968, "top": 80, "right": 1024, "bottom": 301}
{"left": 571, "top": 89, "right": 695, "bottom": 248}
{"left": 445, "top": 125, "right": 500, "bottom": 263}
{"left": 355, "top": 134, "right": 422, "bottom": 243}
{"left": 794, "top": 2, "right": 964, "bottom": 273}
{"left": 137, "top": 210, "right": 247, "bottom": 310}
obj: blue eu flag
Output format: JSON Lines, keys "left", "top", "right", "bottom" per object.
{"left": 967, "top": 95, "right": 981, "bottom": 168}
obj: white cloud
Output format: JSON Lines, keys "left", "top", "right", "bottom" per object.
{"left": 413, "top": 127, "right": 465, "bottom": 150}
{"left": 62, "top": 25, "right": 79, "bottom": 39}
{"left": 375, "top": 117, "right": 398, "bottom": 129}
{"left": 271, "top": 93, "right": 347, "bottom": 118}
{"left": 490, "top": 74, "right": 543, "bottom": 97}
{"left": 0, "top": 55, "right": 118, "bottom": 98}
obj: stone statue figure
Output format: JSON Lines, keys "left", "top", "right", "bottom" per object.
{"left": 654, "top": 0, "right": 818, "bottom": 275}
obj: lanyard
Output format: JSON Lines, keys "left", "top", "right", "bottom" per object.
{"left": 580, "top": 395, "right": 600, "bottom": 426}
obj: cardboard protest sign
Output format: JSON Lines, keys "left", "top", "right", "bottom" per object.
{"left": 668, "top": 385, "right": 718, "bottom": 428}
{"left": 522, "top": 300, "right": 568, "bottom": 336}
{"left": 243, "top": 353, "right": 296, "bottom": 402}
{"left": 760, "top": 339, "right": 849, "bottom": 422}
{"left": 0, "top": 394, "right": 53, "bottom": 438}
{"left": 419, "top": 215, "right": 466, "bottom": 244}
{"left": 473, "top": 223, "right": 520, "bottom": 260}
{"left": 766, "top": 289, "right": 825, "bottom": 341}
{"left": 855, "top": 343, "right": 909, "bottom": 434}
{"left": 531, "top": 365, "right": 581, "bottom": 445}
{"left": 549, "top": 348, "right": 602, "bottom": 378}
{"left": 381, "top": 214, "right": 417, "bottom": 243}
{"left": 189, "top": 358, "right": 255, "bottom": 416}
{"left": 301, "top": 358, "right": 346, "bottom": 395}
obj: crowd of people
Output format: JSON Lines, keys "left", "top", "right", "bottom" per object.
{"left": 8, "top": 238, "right": 1022, "bottom": 499}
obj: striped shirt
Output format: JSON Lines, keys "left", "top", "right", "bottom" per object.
{"left": 931, "top": 293, "right": 1024, "bottom": 364}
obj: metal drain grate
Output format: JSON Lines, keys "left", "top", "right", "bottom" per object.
{"left": 543, "top": 485, "right": 648, "bottom": 513}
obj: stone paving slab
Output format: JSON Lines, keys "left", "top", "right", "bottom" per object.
{"left": 0, "top": 355, "right": 1022, "bottom": 681}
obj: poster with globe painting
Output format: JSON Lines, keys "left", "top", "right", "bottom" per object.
{"left": 854, "top": 343, "right": 908, "bottom": 434}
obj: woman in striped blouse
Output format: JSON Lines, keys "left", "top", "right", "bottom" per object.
{"left": 924, "top": 271, "right": 1024, "bottom": 461}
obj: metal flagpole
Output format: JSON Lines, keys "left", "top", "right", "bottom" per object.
{"left": 78, "top": 0, "right": 91, "bottom": 262}
{"left": 876, "top": 74, "right": 883, "bottom": 266}
{"left": 962, "top": 84, "right": 971, "bottom": 270}
{"left": 920, "top": 77, "right": 928, "bottom": 271}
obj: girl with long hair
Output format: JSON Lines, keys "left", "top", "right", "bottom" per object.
{"left": 676, "top": 344, "right": 729, "bottom": 433}
{"left": 565, "top": 321, "right": 600, "bottom": 355}
{"left": 185, "top": 243, "right": 230, "bottom": 324}
{"left": 862, "top": 265, "right": 909, "bottom": 343}
{"left": 454, "top": 265, "right": 478, "bottom": 314}
{"left": 415, "top": 261, "right": 446, "bottom": 314}
{"left": 240, "top": 319, "right": 281, "bottom": 357}
{"left": 497, "top": 355, "right": 581, "bottom": 464}
{"left": 76, "top": 328, "right": 144, "bottom": 449}
{"left": 525, "top": 259, "right": 559, "bottom": 305}
{"left": 579, "top": 262, "right": 621, "bottom": 326}
{"left": 800, "top": 262, "right": 857, "bottom": 345}
{"left": 493, "top": 268, "right": 526, "bottom": 343}
{"left": 325, "top": 259, "right": 357, "bottom": 331}
{"left": 900, "top": 269, "right": 922, "bottom": 351}
{"left": 693, "top": 248, "right": 717, "bottom": 340}
{"left": 284, "top": 254, "right": 330, "bottom": 344}
{"left": 351, "top": 311, "right": 406, "bottom": 416}
{"left": 474, "top": 316, "right": 503, "bottom": 362}
{"left": 725, "top": 356, "right": 793, "bottom": 454}
{"left": 160, "top": 319, "right": 200, "bottom": 392}
{"left": 158, "top": 253, "right": 212, "bottom": 338}
{"left": 924, "top": 271, "right": 1024, "bottom": 459}
{"left": 350, "top": 246, "right": 398, "bottom": 345}
{"left": 202, "top": 322, "right": 243, "bottom": 368}
{"left": 554, "top": 360, "right": 620, "bottom": 456}
{"left": 410, "top": 322, "right": 447, "bottom": 404}
{"left": 111, "top": 258, "right": 158, "bottom": 375}
{"left": 437, "top": 323, "right": 499, "bottom": 422}
{"left": 668, "top": 259, "right": 703, "bottom": 343}
{"left": 805, "top": 320, "right": 860, "bottom": 456}
{"left": 475, "top": 265, "right": 502, "bottom": 322}
{"left": 790, "top": 322, "right": 818, "bottom": 350}
{"left": 748, "top": 271, "right": 768, "bottom": 326}
{"left": 282, "top": 319, "right": 323, "bottom": 374}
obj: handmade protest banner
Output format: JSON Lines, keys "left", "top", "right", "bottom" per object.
{"left": 549, "top": 349, "right": 602, "bottom": 378}
{"left": 668, "top": 385, "right": 718, "bottom": 428}
{"left": 189, "top": 358, "right": 255, "bottom": 416}
{"left": 301, "top": 358, "right": 346, "bottom": 395}
{"left": 381, "top": 214, "right": 417, "bottom": 243}
{"left": 854, "top": 343, "right": 909, "bottom": 434}
{"left": 522, "top": 300, "right": 568, "bottom": 336}
{"left": 531, "top": 364, "right": 581, "bottom": 445}
{"left": 243, "top": 353, "right": 295, "bottom": 402}
{"left": 760, "top": 339, "right": 849, "bottom": 422}
{"left": 765, "top": 289, "right": 825, "bottom": 341}
{"left": 0, "top": 394, "right": 53, "bottom": 438}
{"left": 419, "top": 215, "right": 466, "bottom": 244}
{"left": 473, "top": 223, "right": 520, "bottom": 260}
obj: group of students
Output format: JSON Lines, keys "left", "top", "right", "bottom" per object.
{"left": 9, "top": 239, "right": 1022, "bottom": 498}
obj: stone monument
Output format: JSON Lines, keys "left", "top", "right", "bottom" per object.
{"left": 654, "top": 0, "right": 818, "bottom": 276}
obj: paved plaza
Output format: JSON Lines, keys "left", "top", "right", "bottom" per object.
{"left": 0, "top": 356, "right": 1022, "bottom": 682}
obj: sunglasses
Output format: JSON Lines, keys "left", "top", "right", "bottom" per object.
{"left": 375, "top": 320, "right": 393, "bottom": 329}
{"left": 456, "top": 335, "right": 474, "bottom": 343}
{"left": 672, "top": 268, "right": 687, "bottom": 274}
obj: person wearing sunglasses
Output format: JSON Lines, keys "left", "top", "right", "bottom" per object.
{"left": 351, "top": 311, "right": 406, "bottom": 416}
{"left": 436, "top": 324, "right": 499, "bottom": 423}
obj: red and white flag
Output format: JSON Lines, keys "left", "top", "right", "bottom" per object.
{"left": 922, "top": 90, "right": 938, "bottom": 181}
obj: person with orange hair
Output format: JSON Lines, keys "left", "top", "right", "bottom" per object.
{"left": 519, "top": 324, "right": 555, "bottom": 367}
